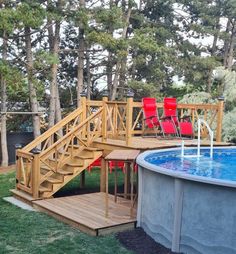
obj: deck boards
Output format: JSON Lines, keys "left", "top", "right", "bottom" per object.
{"left": 33, "top": 192, "right": 136, "bottom": 235}
{"left": 94, "top": 136, "right": 230, "bottom": 150}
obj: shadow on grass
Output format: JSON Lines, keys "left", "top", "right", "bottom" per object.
{"left": 54, "top": 168, "right": 127, "bottom": 198}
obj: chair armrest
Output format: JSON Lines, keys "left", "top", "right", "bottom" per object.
{"left": 144, "top": 115, "right": 157, "bottom": 120}
{"left": 180, "top": 115, "right": 191, "bottom": 120}
{"left": 160, "top": 115, "right": 176, "bottom": 120}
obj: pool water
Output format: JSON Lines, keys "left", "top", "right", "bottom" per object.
{"left": 145, "top": 148, "right": 236, "bottom": 181}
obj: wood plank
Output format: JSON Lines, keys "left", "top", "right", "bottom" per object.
{"left": 93, "top": 137, "right": 231, "bottom": 151}
{"left": 105, "top": 149, "right": 140, "bottom": 161}
{"left": 33, "top": 192, "right": 136, "bottom": 234}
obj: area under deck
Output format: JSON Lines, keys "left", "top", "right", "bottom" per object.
{"left": 33, "top": 192, "right": 136, "bottom": 236}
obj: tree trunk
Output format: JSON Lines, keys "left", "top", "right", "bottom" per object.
{"left": 107, "top": 52, "right": 113, "bottom": 99}
{"left": 0, "top": 31, "right": 8, "bottom": 167}
{"left": 223, "top": 19, "right": 232, "bottom": 68}
{"left": 86, "top": 46, "right": 91, "bottom": 100}
{"left": 107, "top": 0, "right": 115, "bottom": 99}
{"left": 111, "top": 7, "right": 131, "bottom": 101}
{"left": 47, "top": 0, "right": 62, "bottom": 128}
{"left": 225, "top": 20, "right": 236, "bottom": 70}
{"left": 25, "top": 27, "right": 41, "bottom": 139}
{"left": 211, "top": 17, "right": 220, "bottom": 56}
{"left": 77, "top": 0, "right": 85, "bottom": 107}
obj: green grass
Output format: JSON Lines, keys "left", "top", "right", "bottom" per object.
{"left": 0, "top": 170, "right": 132, "bottom": 254}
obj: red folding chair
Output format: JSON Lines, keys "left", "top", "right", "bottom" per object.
{"left": 142, "top": 97, "right": 178, "bottom": 137}
{"left": 87, "top": 158, "right": 101, "bottom": 173}
{"left": 88, "top": 158, "right": 126, "bottom": 173}
{"left": 163, "top": 97, "right": 194, "bottom": 138}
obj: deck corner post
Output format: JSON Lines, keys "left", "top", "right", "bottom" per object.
{"left": 32, "top": 152, "right": 40, "bottom": 199}
{"left": 15, "top": 150, "right": 21, "bottom": 190}
{"left": 216, "top": 96, "right": 224, "bottom": 142}
{"left": 102, "top": 95, "right": 108, "bottom": 142}
{"left": 126, "top": 91, "right": 134, "bottom": 146}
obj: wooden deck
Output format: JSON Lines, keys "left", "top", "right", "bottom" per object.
{"left": 33, "top": 192, "right": 136, "bottom": 236}
{"left": 94, "top": 136, "right": 230, "bottom": 151}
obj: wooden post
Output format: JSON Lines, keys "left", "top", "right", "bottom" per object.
{"left": 80, "top": 93, "right": 87, "bottom": 139}
{"left": 32, "top": 149, "right": 41, "bottom": 199}
{"left": 216, "top": 96, "right": 224, "bottom": 142}
{"left": 105, "top": 160, "right": 109, "bottom": 218}
{"left": 102, "top": 94, "right": 108, "bottom": 142}
{"left": 80, "top": 93, "right": 87, "bottom": 188}
{"left": 100, "top": 156, "right": 106, "bottom": 192}
{"left": 15, "top": 144, "right": 23, "bottom": 190}
{"left": 16, "top": 152, "right": 21, "bottom": 190}
{"left": 126, "top": 91, "right": 134, "bottom": 146}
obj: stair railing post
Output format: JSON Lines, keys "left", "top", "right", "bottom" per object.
{"left": 216, "top": 96, "right": 224, "bottom": 142}
{"left": 80, "top": 92, "right": 87, "bottom": 140}
{"left": 32, "top": 148, "right": 41, "bottom": 199}
{"left": 102, "top": 92, "right": 108, "bottom": 142}
{"left": 126, "top": 90, "right": 134, "bottom": 146}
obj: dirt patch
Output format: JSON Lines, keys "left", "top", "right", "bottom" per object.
{"left": 116, "top": 228, "right": 180, "bottom": 254}
{"left": 0, "top": 164, "right": 15, "bottom": 174}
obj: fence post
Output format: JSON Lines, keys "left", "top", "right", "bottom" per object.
{"left": 32, "top": 148, "right": 41, "bottom": 199}
{"left": 102, "top": 92, "right": 108, "bottom": 142}
{"left": 126, "top": 90, "right": 134, "bottom": 146}
{"left": 216, "top": 96, "right": 224, "bottom": 142}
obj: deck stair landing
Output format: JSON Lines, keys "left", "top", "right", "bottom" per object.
{"left": 33, "top": 192, "right": 137, "bottom": 236}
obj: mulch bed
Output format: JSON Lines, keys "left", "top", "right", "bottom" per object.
{"left": 116, "top": 228, "right": 180, "bottom": 254}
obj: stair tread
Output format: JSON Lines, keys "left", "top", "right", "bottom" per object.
{"left": 39, "top": 186, "right": 51, "bottom": 192}
{"left": 85, "top": 147, "right": 103, "bottom": 151}
{"left": 47, "top": 177, "right": 63, "bottom": 184}
{"left": 68, "top": 145, "right": 102, "bottom": 152}
{"left": 66, "top": 162, "right": 84, "bottom": 167}
{"left": 74, "top": 154, "right": 94, "bottom": 159}
{"left": 58, "top": 151, "right": 70, "bottom": 155}
{"left": 57, "top": 169, "right": 74, "bottom": 175}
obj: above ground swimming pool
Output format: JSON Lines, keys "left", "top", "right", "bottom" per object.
{"left": 136, "top": 146, "right": 236, "bottom": 254}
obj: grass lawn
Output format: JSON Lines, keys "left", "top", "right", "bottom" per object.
{"left": 0, "top": 169, "right": 132, "bottom": 254}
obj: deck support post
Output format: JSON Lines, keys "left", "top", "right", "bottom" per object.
{"left": 216, "top": 96, "right": 224, "bottom": 142}
{"left": 126, "top": 91, "right": 134, "bottom": 146}
{"left": 102, "top": 94, "right": 108, "bottom": 142}
{"left": 100, "top": 155, "right": 106, "bottom": 192}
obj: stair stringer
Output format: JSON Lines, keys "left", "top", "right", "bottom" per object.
{"left": 39, "top": 149, "right": 103, "bottom": 198}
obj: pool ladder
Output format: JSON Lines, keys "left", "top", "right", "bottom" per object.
{"left": 181, "top": 119, "right": 213, "bottom": 158}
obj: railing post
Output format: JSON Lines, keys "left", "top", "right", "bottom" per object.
{"left": 31, "top": 148, "right": 41, "bottom": 199}
{"left": 15, "top": 144, "right": 22, "bottom": 190}
{"left": 102, "top": 92, "right": 108, "bottom": 142}
{"left": 126, "top": 90, "right": 134, "bottom": 146}
{"left": 80, "top": 92, "right": 87, "bottom": 139}
{"left": 216, "top": 96, "right": 224, "bottom": 142}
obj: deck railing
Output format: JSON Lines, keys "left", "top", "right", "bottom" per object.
{"left": 16, "top": 95, "right": 224, "bottom": 197}
{"left": 85, "top": 96, "right": 224, "bottom": 145}
{"left": 16, "top": 105, "right": 103, "bottom": 198}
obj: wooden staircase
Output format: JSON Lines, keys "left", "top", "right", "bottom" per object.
{"left": 38, "top": 147, "right": 102, "bottom": 198}
{"left": 15, "top": 103, "right": 104, "bottom": 199}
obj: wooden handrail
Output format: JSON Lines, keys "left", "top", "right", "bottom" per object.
{"left": 23, "top": 107, "right": 83, "bottom": 152}
{"left": 39, "top": 107, "right": 104, "bottom": 157}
